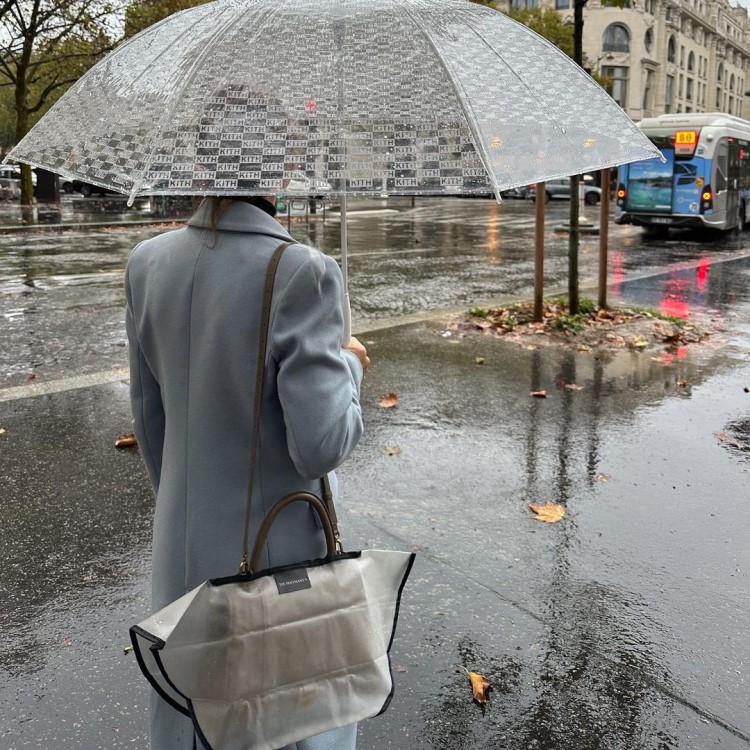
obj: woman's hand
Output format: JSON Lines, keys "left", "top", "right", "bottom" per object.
{"left": 344, "top": 336, "right": 370, "bottom": 375}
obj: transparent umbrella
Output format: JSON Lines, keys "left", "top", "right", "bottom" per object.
{"left": 6, "top": 0, "right": 662, "bottom": 338}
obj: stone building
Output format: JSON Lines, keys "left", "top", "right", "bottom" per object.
{"left": 502, "top": 0, "right": 750, "bottom": 121}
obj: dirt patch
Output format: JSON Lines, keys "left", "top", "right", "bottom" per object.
{"left": 452, "top": 300, "right": 716, "bottom": 356}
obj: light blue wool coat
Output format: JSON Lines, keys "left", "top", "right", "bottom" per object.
{"left": 126, "top": 198, "right": 363, "bottom": 750}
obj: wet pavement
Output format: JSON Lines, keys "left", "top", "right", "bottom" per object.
{"left": 1, "top": 198, "right": 749, "bottom": 748}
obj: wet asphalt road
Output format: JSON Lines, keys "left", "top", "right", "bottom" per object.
{"left": 1, "top": 198, "right": 749, "bottom": 749}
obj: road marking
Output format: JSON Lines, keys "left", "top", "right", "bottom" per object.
{"left": 0, "top": 371, "right": 128, "bottom": 402}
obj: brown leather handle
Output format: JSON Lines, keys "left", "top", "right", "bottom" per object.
{"left": 249, "top": 492, "right": 336, "bottom": 573}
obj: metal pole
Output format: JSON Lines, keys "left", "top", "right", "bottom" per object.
{"left": 534, "top": 182, "right": 545, "bottom": 322}
{"left": 598, "top": 168, "right": 610, "bottom": 309}
{"left": 340, "top": 190, "right": 351, "bottom": 343}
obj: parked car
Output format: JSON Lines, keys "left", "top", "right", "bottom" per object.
{"left": 0, "top": 165, "right": 37, "bottom": 198}
{"left": 500, "top": 185, "right": 530, "bottom": 199}
{"left": 284, "top": 171, "right": 332, "bottom": 197}
{"left": 528, "top": 176, "right": 601, "bottom": 205}
{"left": 64, "top": 179, "right": 117, "bottom": 197}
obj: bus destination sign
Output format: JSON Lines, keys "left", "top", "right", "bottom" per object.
{"left": 674, "top": 130, "right": 699, "bottom": 156}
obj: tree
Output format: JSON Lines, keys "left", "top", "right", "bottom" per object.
{"left": 507, "top": 7, "right": 574, "bottom": 58}
{"left": 0, "top": 1, "right": 122, "bottom": 205}
{"left": 123, "top": 0, "right": 211, "bottom": 39}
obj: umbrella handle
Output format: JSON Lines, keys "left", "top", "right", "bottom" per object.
{"left": 342, "top": 291, "right": 352, "bottom": 345}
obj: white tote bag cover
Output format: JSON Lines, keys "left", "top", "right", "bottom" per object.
{"left": 131, "top": 548, "right": 415, "bottom": 750}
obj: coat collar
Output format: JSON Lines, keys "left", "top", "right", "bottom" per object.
{"left": 187, "top": 198, "right": 294, "bottom": 242}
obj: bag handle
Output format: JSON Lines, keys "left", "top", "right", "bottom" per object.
{"left": 239, "top": 242, "right": 343, "bottom": 575}
{"left": 250, "top": 492, "right": 337, "bottom": 572}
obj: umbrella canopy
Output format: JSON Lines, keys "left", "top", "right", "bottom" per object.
{"left": 7, "top": 0, "right": 661, "bottom": 203}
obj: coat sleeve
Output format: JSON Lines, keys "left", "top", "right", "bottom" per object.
{"left": 271, "top": 250, "right": 364, "bottom": 481}
{"left": 125, "top": 261, "right": 166, "bottom": 495}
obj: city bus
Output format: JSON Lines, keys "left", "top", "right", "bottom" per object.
{"left": 615, "top": 113, "right": 750, "bottom": 234}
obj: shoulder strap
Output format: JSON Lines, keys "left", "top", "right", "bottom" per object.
{"left": 239, "top": 242, "right": 341, "bottom": 575}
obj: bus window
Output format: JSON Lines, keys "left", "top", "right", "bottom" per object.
{"left": 714, "top": 141, "right": 728, "bottom": 192}
{"left": 675, "top": 162, "right": 698, "bottom": 185}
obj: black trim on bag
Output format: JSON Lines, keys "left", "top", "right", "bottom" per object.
{"left": 189, "top": 699, "right": 214, "bottom": 750}
{"left": 376, "top": 551, "right": 417, "bottom": 716}
{"left": 129, "top": 626, "right": 190, "bottom": 716}
{"left": 153, "top": 648, "right": 193, "bottom": 711}
{"left": 209, "top": 551, "right": 362, "bottom": 587}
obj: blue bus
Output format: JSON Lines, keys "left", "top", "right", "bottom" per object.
{"left": 615, "top": 113, "right": 750, "bottom": 233}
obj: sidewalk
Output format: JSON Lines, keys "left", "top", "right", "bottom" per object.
{"left": 1, "top": 257, "right": 749, "bottom": 748}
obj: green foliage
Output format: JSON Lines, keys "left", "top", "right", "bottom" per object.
{"left": 469, "top": 307, "right": 488, "bottom": 318}
{"left": 555, "top": 312, "right": 587, "bottom": 333}
{"left": 0, "top": 84, "right": 15, "bottom": 154}
{"left": 124, "top": 0, "right": 212, "bottom": 38}
{"left": 578, "top": 297, "right": 596, "bottom": 314}
{"left": 506, "top": 7, "right": 574, "bottom": 58}
{"left": 627, "top": 306, "right": 688, "bottom": 327}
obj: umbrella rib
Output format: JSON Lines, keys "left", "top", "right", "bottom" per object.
{"left": 128, "top": 2, "right": 276, "bottom": 203}
{"left": 395, "top": 0, "right": 502, "bottom": 201}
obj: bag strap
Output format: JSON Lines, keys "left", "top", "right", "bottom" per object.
{"left": 239, "top": 242, "right": 342, "bottom": 575}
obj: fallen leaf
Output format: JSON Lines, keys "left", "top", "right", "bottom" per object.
{"left": 714, "top": 431, "right": 740, "bottom": 446}
{"left": 379, "top": 393, "right": 399, "bottom": 408}
{"left": 596, "top": 473, "right": 611, "bottom": 482}
{"left": 62, "top": 636, "right": 73, "bottom": 647}
{"left": 383, "top": 445, "right": 401, "bottom": 456}
{"left": 630, "top": 336, "right": 648, "bottom": 349}
{"left": 394, "top": 665, "right": 408, "bottom": 673}
{"left": 528, "top": 502, "right": 566, "bottom": 523}
{"left": 0, "top": 427, "right": 5, "bottom": 435}
{"left": 123, "top": 645, "right": 133, "bottom": 655}
{"left": 428, "top": 516, "right": 437, "bottom": 523}
{"left": 27, "top": 373, "right": 37, "bottom": 381}
{"left": 459, "top": 666, "right": 491, "bottom": 704}
{"left": 475, "top": 356, "right": 485, "bottom": 365}
{"left": 115, "top": 432, "right": 138, "bottom": 448}
{"left": 564, "top": 383, "right": 583, "bottom": 391}
{"left": 676, "top": 379, "right": 688, "bottom": 387}
{"left": 529, "top": 390, "right": 547, "bottom": 398}
{"left": 577, "top": 344, "right": 592, "bottom": 352}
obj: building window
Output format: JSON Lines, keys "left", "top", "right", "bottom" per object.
{"left": 603, "top": 24, "right": 631, "bottom": 53}
{"left": 668, "top": 36, "right": 676, "bottom": 63}
{"left": 644, "top": 28, "right": 654, "bottom": 53}
{"left": 718, "top": 63, "right": 724, "bottom": 83}
{"left": 643, "top": 70, "right": 654, "bottom": 112}
{"left": 680, "top": 46, "right": 685, "bottom": 68}
{"left": 665, "top": 75, "right": 674, "bottom": 113}
{"left": 510, "top": 0, "right": 538, "bottom": 8}
{"left": 602, "top": 66, "right": 629, "bottom": 108}
{"left": 666, "top": 5, "right": 672, "bottom": 20}
{"left": 686, "top": 77, "right": 693, "bottom": 101}
{"left": 688, "top": 52, "right": 695, "bottom": 72}
{"left": 555, "top": 0, "right": 570, "bottom": 7}
{"left": 730, "top": 74, "right": 735, "bottom": 92}
{"left": 644, "top": 0, "right": 653, "bottom": 12}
